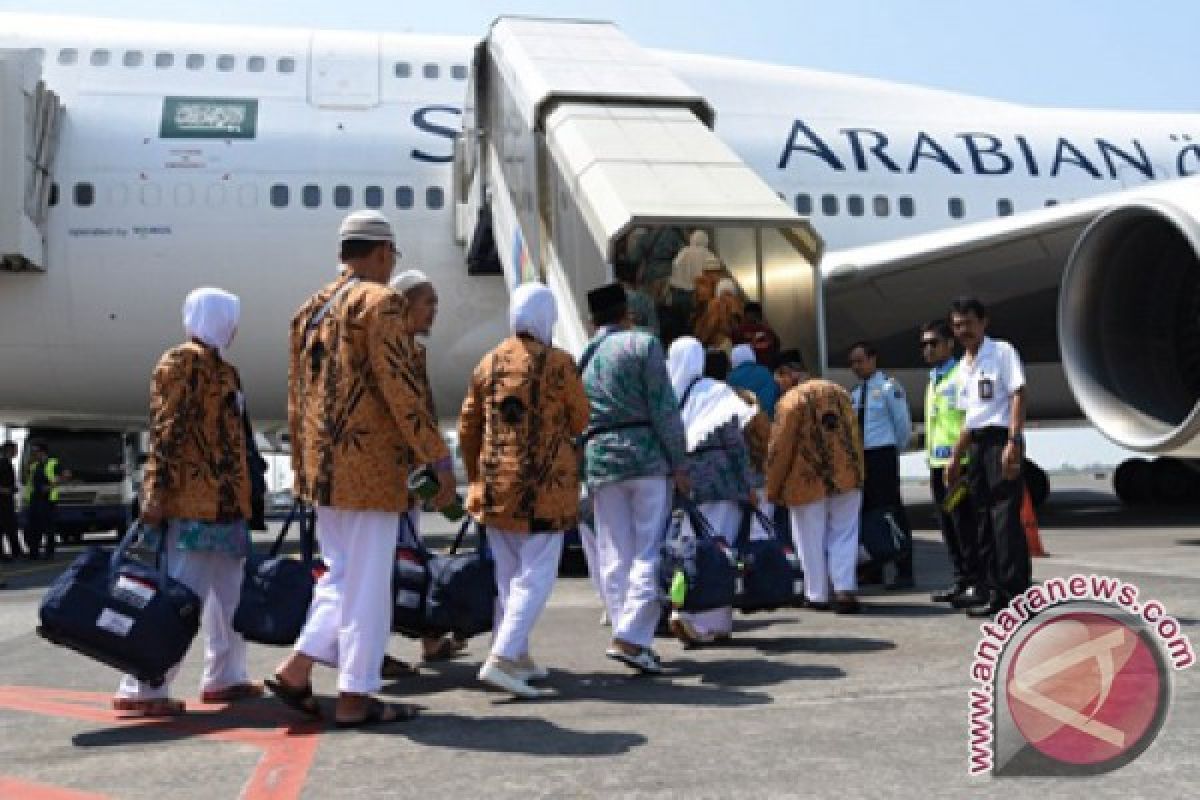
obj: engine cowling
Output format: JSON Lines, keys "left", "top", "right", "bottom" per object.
{"left": 1059, "top": 193, "right": 1200, "bottom": 455}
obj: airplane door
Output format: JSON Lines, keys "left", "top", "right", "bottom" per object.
{"left": 308, "top": 31, "right": 381, "bottom": 109}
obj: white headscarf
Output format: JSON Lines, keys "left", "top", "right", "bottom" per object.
{"left": 183, "top": 287, "right": 240, "bottom": 350}
{"left": 509, "top": 282, "right": 557, "bottom": 346}
{"left": 667, "top": 336, "right": 755, "bottom": 450}
{"left": 731, "top": 344, "right": 756, "bottom": 368}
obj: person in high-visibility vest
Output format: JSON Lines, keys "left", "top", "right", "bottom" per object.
{"left": 920, "top": 320, "right": 984, "bottom": 609}
{"left": 22, "top": 442, "right": 61, "bottom": 560}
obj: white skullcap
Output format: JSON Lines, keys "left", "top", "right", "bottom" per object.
{"left": 716, "top": 278, "right": 737, "bottom": 297}
{"left": 338, "top": 210, "right": 395, "bottom": 243}
{"left": 731, "top": 344, "right": 756, "bottom": 368}
{"left": 390, "top": 269, "right": 432, "bottom": 294}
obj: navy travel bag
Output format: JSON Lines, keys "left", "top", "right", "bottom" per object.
{"left": 234, "top": 501, "right": 318, "bottom": 646}
{"left": 733, "top": 504, "right": 794, "bottom": 613}
{"left": 859, "top": 507, "right": 906, "bottom": 564}
{"left": 393, "top": 516, "right": 496, "bottom": 640}
{"left": 37, "top": 523, "right": 202, "bottom": 687}
{"left": 658, "top": 494, "right": 738, "bottom": 612}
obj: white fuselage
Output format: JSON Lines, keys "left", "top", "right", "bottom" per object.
{"left": 1, "top": 13, "right": 1198, "bottom": 428}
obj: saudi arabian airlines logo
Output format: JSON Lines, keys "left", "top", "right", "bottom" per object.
{"left": 968, "top": 575, "right": 1195, "bottom": 776}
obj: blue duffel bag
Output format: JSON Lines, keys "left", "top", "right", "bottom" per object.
{"left": 392, "top": 514, "right": 436, "bottom": 638}
{"left": 234, "top": 501, "right": 318, "bottom": 646}
{"left": 657, "top": 494, "right": 738, "bottom": 613}
{"left": 733, "top": 504, "right": 795, "bottom": 613}
{"left": 859, "top": 507, "right": 906, "bottom": 565}
{"left": 37, "top": 522, "right": 202, "bottom": 687}
{"left": 427, "top": 519, "right": 496, "bottom": 640}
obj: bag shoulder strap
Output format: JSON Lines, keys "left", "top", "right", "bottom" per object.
{"left": 303, "top": 277, "right": 360, "bottom": 350}
{"left": 577, "top": 330, "right": 614, "bottom": 376}
{"left": 267, "top": 500, "right": 315, "bottom": 564}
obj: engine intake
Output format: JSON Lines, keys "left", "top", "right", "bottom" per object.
{"left": 1059, "top": 200, "right": 1200, "bottom": 455}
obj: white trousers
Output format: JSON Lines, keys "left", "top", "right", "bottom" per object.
{"left": 790, "top": 490, "right": 862, "bottom": 603}
{"left": 593, "top": 477, "right": 671, "bottom": 649}
{"left": 116, "top": 529, "right": 249, "bottom": 700}
{"left": 677, "top": 499, "right": 741, "bottom": 637}
{"left": 294, "top": 508, "right": 397, "bottom": 694}
{"left": 578, "top": 519, "right": 618, "bottom": 616}
{"left": 488, "top": 528, "right": 563, "bottom": 661}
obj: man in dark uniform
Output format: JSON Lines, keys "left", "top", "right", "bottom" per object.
{"left": 23, "top": 441, "right": 61, "bottom": 560}
{"left": 0, "top": 441, "right": 20, "bottom": 563}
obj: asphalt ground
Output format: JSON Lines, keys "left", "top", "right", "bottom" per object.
{"left": 0, "top": 473, "right": 1196, "bottom": 799}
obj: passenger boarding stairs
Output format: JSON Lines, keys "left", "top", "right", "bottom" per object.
{"left": 454, "top": 17, "right": 826, "bottom": 371}
{"left": 0, "top": 49, "right": 61, "bottom": 272}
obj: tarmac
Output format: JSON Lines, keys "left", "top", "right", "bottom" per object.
{"left": 0, "top": 472, "right": 1196, "bottom": 799}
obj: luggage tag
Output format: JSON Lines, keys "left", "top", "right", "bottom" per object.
{"left": 96, "top": 608, "right": 135, "bottom": 637}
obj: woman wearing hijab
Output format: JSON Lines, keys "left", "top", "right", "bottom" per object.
{"left": 666, "top": 336, "right": 758, "bottom": 645}
{"left": 728, "top": 343, "right": 781, "bottom": 419}
{"left": 113, "top": 288, "right": 260, "bottom": 717}
{"left": 458, "top": 283, "right": 590, "bottom": 698}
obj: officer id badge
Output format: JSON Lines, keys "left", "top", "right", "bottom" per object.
{"left": 979, "top": 377, "right": 995, "bottom": 400}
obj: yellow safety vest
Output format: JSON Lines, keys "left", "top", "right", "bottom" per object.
{"left": 23, "top": 457, "right": 59, "bottom": 504}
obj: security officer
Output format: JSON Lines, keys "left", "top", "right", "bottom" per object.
{"left": 946, "top": 296, "right": 1032, "bottom": 617}
{"left": 848, "top": 341, "right": 914, "bottom": 589}
{"left": 920, "top": 321, "right": 984, "bottom": 608}
{"left": 23, "top": 442, "right": 62, "bottom": 560}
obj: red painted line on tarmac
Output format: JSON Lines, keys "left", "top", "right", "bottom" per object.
{"left": 0, "top": 776, "right": 109, "bottom": 799}
{"left": 0, "top": 686, "right": 322, "bottom": 800}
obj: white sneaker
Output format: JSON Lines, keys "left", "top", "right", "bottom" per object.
{"left": 478, "top": 657, "right": 545, "bottom": 699}
{"left": 605, "top": 646, "right": 664, "bottom": 675}
{"left": 514, "top": 654, "right": 549, "bottom": 682}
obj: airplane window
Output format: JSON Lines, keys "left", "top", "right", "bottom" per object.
{"left": 452, "top": 65, "right": 468, "bottom": 81}
{"left": 847, "top": 195, "right": 865, "bottom": 217}
{"left": 247, "top": 56, "right": 265, "bottom": 73}
{"left": 186, "top": 54, "right": 205, "bottom": 70}
{"left": 948, "top": 197, "right": 965, "bottom": 219}
{"left": 821, "top": 194, "right": 839, "bottom": 216}
{"left": 426, "top": 187, "right": 445, "bottom": 209}
{"left": 1045, "top": 199, "right": 1058, "bottom": 207}
{"left": 175, "top": 184, "right": 195, "bottom": 207}
{"left": 302, "top": 185, "right": 321, "bottom": 208}
{"left": 898, "top": 196, "right": 915, "bottom": 218}
{"left": 873, "top": 195, "right": 890, "bottom": 216}
{"left": 48, "top": 183, "right": 59, "bottom": 207}
{"left": 123, "top": 51, "right": 143, "bottom": 68}
{"left": 334, "top": 185, "right": 353, "bottom": 209}
{"left": 396, "top": 186, "right": 414, "bottom": 209}
{"left": 278, "top": 57, "right": 296, "bottom": 74}
{"left": 58, "top": 49, "right": 78, "bottom": 66}
{"left": 395, "top": 62, "right": 411, "bottom": 78}
{"left": 140, "top": 184, "right": 162, "bottom": 207}
{"left": 155, "top": 52, "right": 174, "bottom": 68}
{"left": 795, "top": 194, "right": 812, "bottom": 215}
{"left": 997, "top": 198, "right": 1013, "bottom": 217}
{"left": 90, "top": 50, "right": 111, "bottom": 67}
{"left": 424, "top": 64, "right": 440, "bottom": 79}
{"left": 74, "top": 183, "right": 94, "bottom": 207}
{"left": 217, "top": 55, "right": 236, "bottom": 72}
{"left": 270, "top": 184, "right": 289, "bottom": 208}
{"left": 364, "top": 186, "right": 383, "bottom": 209}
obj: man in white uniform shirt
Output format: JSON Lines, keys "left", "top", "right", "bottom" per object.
{"left": 945, "top": 296, "right": 1032, "bottom": 618}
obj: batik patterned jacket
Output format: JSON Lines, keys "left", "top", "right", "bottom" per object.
{"left": 459, "top": 335, "right": 590, "bottom": 532}
{"left": 143, "top": 341, "right": 251, "bottom": 522}
{"left": 767, "top": 378, "right": 864, "bottom": 507}
{"left": 288, "top": 275, "right": 449, "bottom": 511}
{"left": 581, "top": 328, "right": 687, "bottom": 487}
{"left": 735, "top": 388, "right": 770, "bottom": 488}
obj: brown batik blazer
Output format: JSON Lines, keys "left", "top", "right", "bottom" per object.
{"left": 458, "top": 334, "right": 590, "bottom": 532}
{"left": 767, "top": 378, "right": 865, "bottom": 508}
{"left": 289, "top": 275, "right": 449, "bottom": 512}
{"left": 143, "top": 341, "right": 251, "bottom": 522}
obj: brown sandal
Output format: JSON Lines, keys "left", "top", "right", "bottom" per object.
{"left": 112, "top": 697, "right": 186, "bottom": 717}
{"left": 421, "top": 636, "right": 467, "bottom": 662}
{"left": 201, "top": 682, "right": 265, "bottom": 704}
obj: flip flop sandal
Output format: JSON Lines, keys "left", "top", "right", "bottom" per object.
{"left": 380, "top": 655, "right": 418, "bottom": 679}
{"left": 422, "top": 637, "right": 466, "bottom": 662}
{"left": 264, "top": 675, "right": 323, "bottom": 719}
{"left": 334, "top": 700, "right": 419, "bottom": 729}
{"left": 201, "top": 682, "right": 265, "bottom": 704}
{"left": 111, "top": 697, "right": 186, "bottom": 717}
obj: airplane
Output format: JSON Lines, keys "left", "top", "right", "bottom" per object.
{"left": 2, "top": 11, "right": 1198, "bottom": 507}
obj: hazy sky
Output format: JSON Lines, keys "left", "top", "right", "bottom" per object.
{"left": 2, "top": 0, "right": 1177, "bottom": 471}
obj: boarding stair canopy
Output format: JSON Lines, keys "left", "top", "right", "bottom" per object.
{"left": 0, "top": 49, "right": 62, "bottom": 272}
{"left": 456, "top": 17, "right": 825, "bottom": 372}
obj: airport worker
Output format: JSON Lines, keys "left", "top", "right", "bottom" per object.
{"left": 945, "top": 295, "right": 1032, "bottom": 618}
{"left": 269, "top": 210, "right": 456, "bottom": 728}
{"left": 920, "top": 319, "right": 985, "bottom": 608}
{"left": 848, "top": 340, "right": 915, "bottom": 589}
{"left": 383, "top": 268, "right": 467, "bottom": 673}
{"left": 766, "top": 359, "right": 865, "bottom": 614}
{"left": 22, "top": 441, "right": 62, "bottom": 559}
{"left": 665, "top": 336, "right": 757, "bottom": 645}
{"left": 728, "top": 344, "right": 780, "bottom": 419}
{"left": 580, "top": 283, "right": 689, "bottom": 674}
{"left": 458, "top": 282, "right": 590, "bottom": 697}
{"left": 112, "top": 287, "right": 261, "bottom": 717}
{"left": 694, "top": 277, "right": 744, "bottom": 351}
{"left": 670, "top": 230, "right": 715, "bottom": 328}
{"left": 0, "top": 441, "right": 21, "bottom": 561}
{"left": 614, "top": 259, "right": 660, "bottom": 338}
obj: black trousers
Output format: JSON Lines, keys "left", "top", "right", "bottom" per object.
{"left": 24, "top": 502, "right": 56, "bottom": 557}
{"left": 929, "top": 466, "right": 982, "bottom": 588}
{"left": 967, "top": 428, "right": 1032, "bottom": 599}
{"left": 863, "top": 446, "right": 913, "bottom": 577}
{"left": 0, "top": 495, "right": 20, "bottom": 557}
